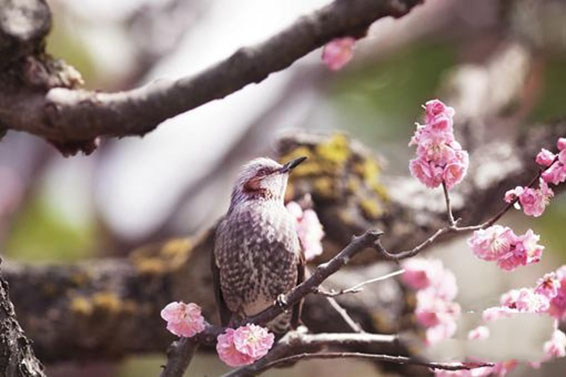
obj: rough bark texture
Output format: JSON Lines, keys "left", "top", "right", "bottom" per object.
{"left": 3, "top": 123, "right": 564, "bottom": 363}
{"left": 0, "top": 263, "right": 46, "bottom": 377}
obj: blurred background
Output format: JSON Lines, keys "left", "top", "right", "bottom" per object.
{"left": 2, "top": 0, "right": 566, "bottom": 376}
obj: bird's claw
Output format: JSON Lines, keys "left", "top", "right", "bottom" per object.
{"left": 276, "top": 294, "right": 288, "bottom": 307}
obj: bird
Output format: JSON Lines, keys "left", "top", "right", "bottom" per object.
{"left": 212, "top": 156, "right": 307, "bottom": 334}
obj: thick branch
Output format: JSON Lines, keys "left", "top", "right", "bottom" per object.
{"left": 3, "top": 124, "right": 565, "bottom": 363}
{"left": 0, "top": 0, "right": 422, "bottom": 154}
{"left": 0, "top": 262, "right": 46, "bottom": 377}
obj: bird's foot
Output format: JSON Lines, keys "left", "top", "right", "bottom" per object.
{"left": 276, "top": 294, "right": 288, "bottom": 308}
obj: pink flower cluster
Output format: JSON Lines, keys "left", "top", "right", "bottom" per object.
{"left": 504, "top": 179, "right": 554, "bottom": 217}
{"left": 539, "top": 138, "right": 566, "bottom": 185}
{"left": 160, "top": 302, "right": 206, "bottom": 338}
{"left": 161, "top": 302, "right": 275, "bottom": 367}
{"left": 467, "top": 225, "right": 544, "bottom": 271}
{"left": 216, "top": 324, "right": 275, "bottom": 367}
{"left": 401, "top": 258, "right": 460, "bottom": 344}
{"left": 471, "top": 267, "right": 566, "bottom": 372}
{"left": 286, "top": 201, "right": 325, "bottom": 261}
{"left": 409, "top": 99, "right": 469, "bottom": 189}
{"left": 322, "top": 37, "right": 355, "bottom": 71}
{"left": 504, "top": 137, "right": 566, "bottom": 217}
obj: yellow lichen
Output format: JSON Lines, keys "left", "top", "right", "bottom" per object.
{"left": 130, "top": 237, "right": 193, "bottom": 275}
{"left": 313, "top": 177, "right": 336, "bottom": 198}
{"left": 160, "top": 238, "right": 192, "bottom": 258}
{"left": 356, "top": 158, "right": 380, "bottom": 183}
{"left": 359, "top": 198, "right": 382, "bottom": 219}
{"left": 70, "top": 296, "right": 93, "bottom": 316}
{"left": 346, "top": 177, "right": 360, "bottom": 193}
{"left": 133, "top": 257, "right": 168, "bottom": 274}
{"left": 92, "top": 292, "right": 122, "bottom": 313}
{"left": 315, "top": 133, "right": 350, "bottom": 165}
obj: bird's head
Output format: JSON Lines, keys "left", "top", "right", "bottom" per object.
{"left": 229, "top": 156, "right": 307, "bottom": 208}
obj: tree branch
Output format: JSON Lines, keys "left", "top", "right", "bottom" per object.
{"left": 0, "top": 260, "right": 46, "bottom": 377}
{"left": 221, "top": 330, "right": 489, "bottom": 377}
{"left": 0, "top": 0, "right": 423, "bottom": 154}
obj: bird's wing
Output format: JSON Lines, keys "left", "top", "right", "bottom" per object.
{"left": 291, "top": 239, "right": 306, "bottom": 329}
{"left": 212, "top": 221, "right": 232, "bottom": 326}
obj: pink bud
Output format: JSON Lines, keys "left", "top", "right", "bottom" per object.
{"left": 536, "top": 148, "right": 556, "bottom": 167}
{"left": 557, "top": 138, "right": 566, "bottom": 151}
{"left": 322, "top": 37, "right": 355, "bottom": 71}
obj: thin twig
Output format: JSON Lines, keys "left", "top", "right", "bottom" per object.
{"left": 261, "top": 352, "right": 494, "bottom": 372}
{"left": 246, "top": 230, "right": 384, "bottom": 326}
{"left": 442, "top": 181, "right": 457, "bottom": 227}
{"left": 326, "top": 297, "right": 364, "bottom": 333}
{"left": 221, "top": 331, "right": 401, "bottom": 377}
{"left": 316, "top": 269, "right": 405, "bottom": 296}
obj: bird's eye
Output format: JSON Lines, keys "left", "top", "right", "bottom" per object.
{"left": 257, "top": 168, "right": 271, "bottom": 176}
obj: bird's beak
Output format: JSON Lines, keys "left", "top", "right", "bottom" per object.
{"left": 280, "top": 156, "right": 307, "bottom": 173}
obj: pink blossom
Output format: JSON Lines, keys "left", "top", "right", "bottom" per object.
{"left": 543, "top": 329, "right": 566, "bottom": 360}
{"left": 443, "top": 151, "right": 469, "bottom": 189}
{"left": 497, "top": 229, "right": 544, "bottom": 271}
{"left": 409, "top": 157, "right": 444, "bottom": 188}
{"left": 160, "top": 302, "right": 206, "bottom": 338}
{"left": 424, "top": 99, "right": 455, "bottom": 124}
{"left": 467, "top": 225, "right": 515, "bottom": 262}
{"left": 535, "top": 272, "right": 560, "bottom": 299}
{"left": 558, "top": 138, "right": 566, "bottom": 151}
{"left": 468, "top": 326, "right": 490, "bottom": 340}
{"left": 401, "top": 258, "right": 442, "bottom": 290}
{"left": 216, "top": 324, "right": 274, "bottom": 367}
{"left": 402, "top": 258, "right": 458, "bottom": 300}
{"left": 410, "top": 99, "right": 468, "bottom": 189}
{"left": 503, "top": 186, "right": 523, "bottom": 203}
{"left": 482, "top": 306, "right": 517, "bottom": 322}
{"left": 322, "top": 37, "right": 355, "bottom": 71}
{"left": 536, "top": 148, "right": 556, "bottom": 167}
{"left": 415, "top": 290, "right": 461, "bottom": 328}
{"left": 425, "top": 319, "right": 458, "bottom": 345}
{"left": 286, "top": 201, "right": 324, "bottom": 261}
{"left": 468, "top": 227, "right": 544, "bottom": 271}
{"left": 520, "top": 180, "right": 553, "bottom": 217}
{"left": 548, "top": 266, "right": 566, "bottom": 320}
{"left": 542, "top": 160, "right": 566, "bottom": 185}
{"left": 513, "top": 288, "right": 549, "bottom": 313}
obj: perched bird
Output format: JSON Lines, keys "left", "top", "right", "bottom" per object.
{"left": 212, "top": 156, "right": 307, "bottom": 333}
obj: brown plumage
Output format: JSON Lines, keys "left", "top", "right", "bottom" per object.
{"left": 212, "top": 157, "right": 306, "bottom": 333}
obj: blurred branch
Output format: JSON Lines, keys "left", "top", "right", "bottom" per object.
{"left": 3, "top": 122, "right": 565, "bottom": 364}
{"left": 0, "top": 261, "right": 46, "bottom": 377}
{"left": 0, "top": 0, "right": 423, "bottom": 155}
{"left": 123, "top": 0, "right": 209, "bottom": 86}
